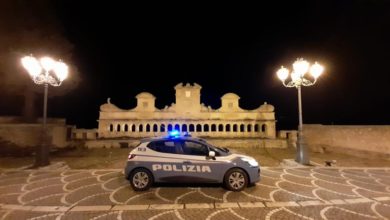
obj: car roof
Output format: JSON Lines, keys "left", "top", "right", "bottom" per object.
{"left": 140, "top": 136, "right": 207, "bottom": 143}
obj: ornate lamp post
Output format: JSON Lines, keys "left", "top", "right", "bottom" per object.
{"left": 276, "top": 58, "right": 324, "bottom": 165}
{"left": 21, "top": 55, "right": 68, "bottom": 167}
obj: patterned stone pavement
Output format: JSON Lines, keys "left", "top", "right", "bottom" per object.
{"left": 0, "top": 167, "right": 389, "bottom": 219}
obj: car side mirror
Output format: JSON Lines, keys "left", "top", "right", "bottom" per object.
{"left": 208, "top": 151, "right": 216, "bottom": 160}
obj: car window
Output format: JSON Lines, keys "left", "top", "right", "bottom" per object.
{"left": 147, "top": 141, "right": 178, "bottom": 154}
{"left": 181, "top": 141, "right": 209, "bottom": 156}
{"left": 207, "top": 146, "right": 222, "bottom": 156}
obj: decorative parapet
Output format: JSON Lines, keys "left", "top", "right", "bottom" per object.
{"left": 100, "top": 98, "right": 125, "bottom": 112}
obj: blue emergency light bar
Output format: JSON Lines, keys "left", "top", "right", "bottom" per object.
{"left": 168, "top": 130, "right": 180, "bottom": 138}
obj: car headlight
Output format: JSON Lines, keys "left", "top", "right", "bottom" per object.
{"left": 241, "top": 157, "right": 258, "bottom": 167}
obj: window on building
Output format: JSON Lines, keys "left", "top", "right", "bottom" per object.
{"left": 254, "top": 124, "right": 259, "bottom": 132}
{"left": 146, "top": 124, "right": 151, "bottom": 132}
{"left": 167, "top": 124, "right": 173, "bottom": 132}
{"left": 182, "top": 124, "right": 188, "bottom": 132}
{"left": 247, "top": 124, "right": 252, "bottom": 132}
{"left": 153, "top": 124, "right": 158, "bottom": 132}
{"left": 240, "top": 124, "right": 245, "bottom": 132}
{"left": 131, "top": 124, "right": 136, "bottom": 132}
{"left": 174, "top": 124, "right": 180, "bottom": 131}
{"left": 226, "top": 124, "right": 231, "bottom": 132}
{"left": 109, "top": 124, "right": 114, "bottom": 132}
{"left": 218, "top": 124, "right": 224, "bottom": 132}
{"left": 181, "top": 141, "right": 208, "bottom": 156}
{"left": 117, "top": 124, "right": 121, "bottom": 132}
{"left": 160, "top": 124, "right": 165, "bottom": 132}
{"left": 185, "top": 91, "right": 191, "bottom": 97}
{"left": 204, "top": 124, "right": 209, "bottom": 132}
{"left": 124, "top": 124, "right": 129, "bottom": 132}
{"left": 262, "top": 124, "right": 266, "bottom": 132}
{"left": 139, "top": 124, "right": 143, "bottom": 132}
{"left": 211, "top": 124, "right": 216, "bottom": 132}
{"left": 196, "top": 124, "right": 202, "bottom": 132}
{"left": 189, "top": 124, "right": 195, "bottom": 132}
{"left": 148, "top": 141, "right": 178, "bottom": 154}
{"left": 233, "top": 124, "right": 238, "bottom": 132}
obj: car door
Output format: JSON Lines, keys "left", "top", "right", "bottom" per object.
{"left": 177, "top": 140, "right": 221, "bottom": 183}
{"left": 147, "top": 140, "right": 185, "bottom": 182}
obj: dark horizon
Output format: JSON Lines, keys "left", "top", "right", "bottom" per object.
{"left": 1, "top": 1, "right": 390, "bottom": 130}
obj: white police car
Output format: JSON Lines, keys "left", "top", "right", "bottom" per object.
{"left": 124, "top": 131, "right": 260, "bottom": 191}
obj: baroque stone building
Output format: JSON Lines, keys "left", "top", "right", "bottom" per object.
{"left": 97, "top": 83, "right": 276, "bottom": 139}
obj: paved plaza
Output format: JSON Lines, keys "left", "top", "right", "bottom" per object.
{"left": 0, "top": 167, "right": 389, "bottom": 219}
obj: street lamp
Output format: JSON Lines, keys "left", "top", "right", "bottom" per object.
{"left": 21, "top": 55, "right": 68, "bottom": 167}
{"left": 276, "top": 58, "right": 324, "bottom": 165}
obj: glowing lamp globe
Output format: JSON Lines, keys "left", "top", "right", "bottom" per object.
{"left": 277, "top": 66, "right": 289, "bottom": 80}
{"left": 54, "top": 61, "right": 69, "bottom": 81}
{"left": 309, "top": 62, "right": 324, "bottom": 78}
{"left": 291, "top": 71, "right": 300, "bottom": 81}
{"left": 293, "top": 58, "right": 310, "bottom": 77}
{"left": 21, "top": 56, "right": 42, "bottom": 77}
{"left": 40, "top": 57, "right": 56, "bottom": 72}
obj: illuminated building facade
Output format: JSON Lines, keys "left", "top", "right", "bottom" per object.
{"left": 97, "top": 83, "right": 276, "bottom": 139}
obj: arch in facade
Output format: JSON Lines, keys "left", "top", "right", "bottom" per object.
{"left": 196, "top": 124, "right": 202, "bottom": 132}
{"left": 117, "top": 124, "right": 121, "bottom": 132}
{"left": 131, "top": 124, "right": 136, "bottom": 132}
{"left": 160, "top": 124, "right": 165, "bottom": 132}
{"left": 182, "top": 124, "right": 188, "bottom": 132}
{"left": 167, "top": 124, "right": 173, "bottom": 132}
{"left": 240, "top": 124, "right": 245, "bottom": 132}
{"left": 189, "top": 124, "right": 195, "bottom": 132}
{"left": 211, "top": 124, "right": 216, "bottom": 132}
{"left": 262, "top": 124, "right": 266, "bottom": 132}
{"left": 139, "top": 124, "right": 143, "bottom": 132}
{"left": 109, "top": 124, "right": 114, "bottom": 132}
{"left": 204, "top": 124, "right": 209, "bottom": 132}
{"left": 174, "top": 124, "right": 180, "bottom": 131}
{"left": 247, "top": 124, "right": 252, "bottom": 132}
{"left": 233, "top": 124, "right": 238, "bottom": 132}
{"left": 254, "top": 124, "right": 259, "bottom": 132}
{"left": 218, "top": 124, "right": 224, "bottom": 132}
{"left": 153, "top": 124, "right": 158, "bottom": 132}
{"left": 226, "top": 124, "right": 231, "bottom": 132}
{"left": 124, "top": 124, "right": 128, "bottom": 132}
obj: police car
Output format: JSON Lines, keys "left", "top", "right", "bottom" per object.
{"left": 124, "top": 131, "right": 260, "bottom": 191}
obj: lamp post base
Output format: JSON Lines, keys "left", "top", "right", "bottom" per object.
{"left": 34, "top": 144, "right": 50, "bottom": 167}
{"left": 295, "top": 135, "right": 310, "bottom": 165}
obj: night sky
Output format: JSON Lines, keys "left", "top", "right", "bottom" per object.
{"left": 5, "top": 1, "right": 390, "bottom": 129}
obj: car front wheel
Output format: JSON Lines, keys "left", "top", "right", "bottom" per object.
{"left": 224, "top": 168, "right": 248, "bottom": 191}
{"left": 129, "top": 168, "right": 153, "bottom": 191}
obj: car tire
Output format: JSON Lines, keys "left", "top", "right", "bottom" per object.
{"left": 224, "top": 168, "right": 248, "bottom": 191}
{"left": 129, "top": 168, "right": 153, "bottom": 191}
